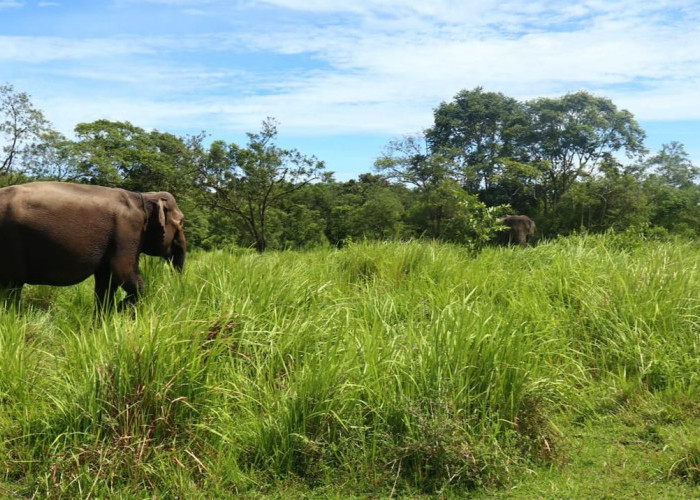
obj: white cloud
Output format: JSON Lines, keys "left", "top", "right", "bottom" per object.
{"left": 0, "top": 0, "right": 22, "bottom": 10}
{"left": 4, "top": 0, "right": 700, "bottom": 142}
{"left": 203, "top": 1, "right": 700, "bottom": 125}
{"left": 0, "top": 36, "right": 161, "bottom": 62}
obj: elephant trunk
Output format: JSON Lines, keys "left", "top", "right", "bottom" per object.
{"left": 169, "top": 230, "right": 187, "bottom": 272}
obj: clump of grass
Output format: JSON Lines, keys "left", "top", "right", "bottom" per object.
{"left": 0, "top": 315, "right": 45, "bottom": 407}
{"left": 669, "top": 440, "right": 700, "bottom": 485}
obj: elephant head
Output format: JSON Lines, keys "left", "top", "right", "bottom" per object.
{"left": 497, "top": 215, "right": 536, "bottom": 247}
{"left": 142, "top": 192, "right": 187, "bottom": 271}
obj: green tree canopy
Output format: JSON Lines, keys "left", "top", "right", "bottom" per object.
{"left": 426, "top": 87, "right": 525, "bottom": 191}
{"left": 197, "top": 118, "right": 326, "bottom": 252}
{"left": 523, "top": 91, "right": 647, "bottom": 213}
{"left": 71, "top": 120, "right": 197, "bottom": 193}
{"left": 644, "top": 141, "right": 699, "bottom": 188}
{"left": 0, "top": 83, "right": 57, "bottom": 183}
{"left": 374, "top": 134, "right": 455, "bottom": 190}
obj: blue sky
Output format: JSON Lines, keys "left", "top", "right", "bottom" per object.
{"left": 2, "top": 0, "right": 699, "bottom": 180}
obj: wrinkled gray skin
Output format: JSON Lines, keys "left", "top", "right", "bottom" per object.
{"left": 0, "top": 181, "right": 186, "bottom": 310}
{"left": 497, "top": 215, "right": 536, "bottom": 247}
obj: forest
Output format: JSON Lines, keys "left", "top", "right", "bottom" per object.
{"left": 2, "top": 83, "right": 698, "bottom": 252}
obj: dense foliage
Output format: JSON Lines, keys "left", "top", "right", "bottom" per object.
{"left": 0, "top": 83, "right": 698, "bottom": 251}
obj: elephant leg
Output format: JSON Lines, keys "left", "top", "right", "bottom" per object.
{"left": 109, "top": 257, "right": 144, "bottom": 310}
{"left": 94, "top": 269, "right": 119, "bottom": 314}
{"left": 510, "top": 229, "right": 518, "bottom": 246}
{"left": 118, "top": 273, "right": 144, "bottom": 309}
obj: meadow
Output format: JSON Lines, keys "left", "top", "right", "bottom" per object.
{"left": 1, "top": 234, "right": 699, "bottom": 498}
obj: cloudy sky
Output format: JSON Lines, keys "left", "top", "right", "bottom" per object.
{"left": 2, "top": 0, "right": 699, "bottom": 179}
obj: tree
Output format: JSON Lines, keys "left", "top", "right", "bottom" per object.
{"left": 374, "top": 135, "right": 461, "bottom": 239}
{"left": 644, "top": 141, "right": 699, "bottom": 188}
{"left": 404, "top": 178, "right": 475, "bottom": 239}
{"left": 426, "top": 87, "right": 526, "bottom": 192}
{"left": 72, "top": 120, "right": 197, "bottom": 193}
{"left": 197, "top": 118, "right": 326, "bottom": 252}
{"left": 643, "top": 142, "right": 700, "bottom": 235}
{"left": 274, "top": 204, "right": 329, "bottom": 249}
{"left": 23, "top": 130, "right": 80, "bottom": 181}
{"left": 0, "top": 83, "right": 56, "bottom": 181}
{"left": 479, "top": 158, "right": 543, "bottom": 215}
{"left": 523, "top": 91, "right": 646, "bottom": 214}
{"left": 555, "top": 155, "right": 650, "bottom": 233}
{"left": 374, "top": 134, "right": 455, "bottom": 190}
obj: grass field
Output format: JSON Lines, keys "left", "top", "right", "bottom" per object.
{"left": 1, "top": 234, "right": 700, "bottom": 498}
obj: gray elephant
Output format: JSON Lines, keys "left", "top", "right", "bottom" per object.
{"left": 497, "top": 215, "right": 536, "bottom": 247}
{"left": 0, "top": 181, "right": 186, "bottom": 310}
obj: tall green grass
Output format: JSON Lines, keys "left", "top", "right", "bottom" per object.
{"left": 1, "top": 235, "right": 700, "bottom": 497}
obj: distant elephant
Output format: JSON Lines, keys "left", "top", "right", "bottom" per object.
{"left": 0, "top": 181, "right": 186, "bottom": 310}
{"left": 497, "top": 215, "right": 536, "bottom": 247}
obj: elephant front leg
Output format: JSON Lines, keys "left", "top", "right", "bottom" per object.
{"left": 107, "top": 256, "right": 145, "bottom": 310}
{"left": 519, "top": 231, "right": 528, "bottom": 247}
{"left": 118, "top": 271, "right": 145, "bottom": 310}
{"left": 94, "top": 270, "right": 119, "bottom": 314}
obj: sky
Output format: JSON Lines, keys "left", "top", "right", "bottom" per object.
{"left": 1, "top": 0, "right": 700, "bottom": 180}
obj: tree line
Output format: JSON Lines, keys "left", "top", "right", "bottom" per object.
{"left": 2, "top": 83, "right": 698, "bottom": 252}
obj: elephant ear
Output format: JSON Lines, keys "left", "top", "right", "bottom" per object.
{"left": 156, "top": 198, "right": 167, "bottom": 228}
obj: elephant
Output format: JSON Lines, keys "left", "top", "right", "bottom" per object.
{"left": 0, "top": 181, "right": 186, "bottom": 311}
{"left": 497, "top": 215, "right": 536, "bottom": 247}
